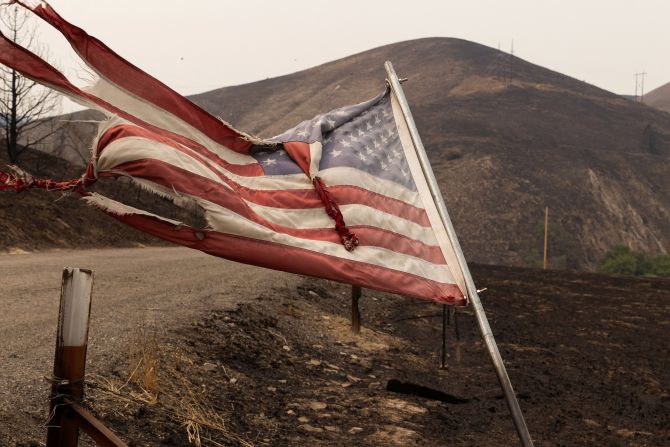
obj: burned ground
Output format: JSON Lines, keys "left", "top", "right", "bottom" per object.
{"left": 72, "top": 264, "right": 670, "bottom": 447}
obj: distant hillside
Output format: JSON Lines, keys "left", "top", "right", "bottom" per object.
{"left": 0, "top": 144, "right": 162, "bottom": 252}
{"left": 189, "top": 38, "right": 670, "bottom": 268}
{"left": 646, "top": 81, "right": 670, "bottom": 113}
{"left": 7, "top": 38, "right": 670, "bottom": 268}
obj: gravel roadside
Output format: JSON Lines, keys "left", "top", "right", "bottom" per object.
{"left": 0, "top": 247, "right": 294, "bottom": 445}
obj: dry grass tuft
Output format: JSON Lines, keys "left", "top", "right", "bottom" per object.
{"left": 127, "top": 325, "right": 160, "bottom": 399}
{"left": 87, "top": 321, "right": 253, "bottom": 446}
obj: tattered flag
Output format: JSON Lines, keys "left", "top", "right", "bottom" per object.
{"left": 0, "top": 1, "right": 467, "bottom": 304}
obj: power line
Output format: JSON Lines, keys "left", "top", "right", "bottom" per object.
{"left": 633, "top": 71, "right": 647, "bottom": 102}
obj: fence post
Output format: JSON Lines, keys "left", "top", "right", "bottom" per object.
{"left": 440, "top": 305, "right": 447, "bottom": 368}
{"left": 46, "top": 267, "right": 94, "bottom": 447}
{"left": 351, "top": 285, "right": 362, "bottom": 334}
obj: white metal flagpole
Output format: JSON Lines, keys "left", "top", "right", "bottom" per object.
{"left": 384, "top": 61, "right": 534, "bottom": 447}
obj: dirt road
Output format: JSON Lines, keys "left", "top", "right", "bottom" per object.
{"left": 0, "top": 247, "right": 294, "bottom": 444}
{"left": 2, "top": 248, "right": 669, "bottom": 446}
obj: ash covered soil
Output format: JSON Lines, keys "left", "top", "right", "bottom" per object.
{"left": 73, "top": 265, "right": 670, "bottom": 447}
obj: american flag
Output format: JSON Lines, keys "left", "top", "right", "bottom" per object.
{"left": 0, "top": 1, "right": 468, "bottom": 304}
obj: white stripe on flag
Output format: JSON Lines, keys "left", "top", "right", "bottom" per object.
{"left": 88, "top": 78, "right": 258, "bottom": 165}
{"left": 97, "top": 133, "right": 426, "bottom": 208}
{"left": 246, "top": 202, "right": 438, "bottom": 245}
{"left": 201, "top": 198, "right": 454, "bottom": 284}
{"left": 97, "top": 136, "right": 232, "bottom": 189}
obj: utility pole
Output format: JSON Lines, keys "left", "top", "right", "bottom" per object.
{"left": 508, "top": 39, "right": 514, "bottom": 85}
{"left": 634, "top": 72, "right": 647, "bottom": 102}
{"left": 543, "top": 207, "right": 549, "bottom": 270}
{"left": 351, "top": 285, "right": 361, "bottom": 334}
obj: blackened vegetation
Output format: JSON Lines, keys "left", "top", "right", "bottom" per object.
{"left": 85, "top": 265, "right": 670, "bottom": 446}
{"left": 641, "top": 123, "right": 659, "bottom": 154}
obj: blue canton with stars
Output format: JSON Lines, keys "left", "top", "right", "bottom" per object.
{"left": 251, "top": 90, "right": 416, "bottom": 192}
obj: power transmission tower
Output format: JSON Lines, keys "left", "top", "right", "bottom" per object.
{"left": 633, "top": 72, "right": 647, "bottom": 102}
{"left": 508, "top": 40, "right": 514, "bottom": 85}
{"left": 493, "top": 41, "right": 501, "bottom": 82}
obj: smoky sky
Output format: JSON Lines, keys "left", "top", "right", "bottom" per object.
{"left": 13, "top": 0, "right": 670, "bottom": 112}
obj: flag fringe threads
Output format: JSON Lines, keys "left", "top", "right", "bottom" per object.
{"left": 83, "top": 192, "right": 182, "bottom": 226}
{"left": 0, "top": 165, "right": 92, "bottom": 193}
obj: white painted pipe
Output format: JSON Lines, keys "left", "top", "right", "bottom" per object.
{"left": 59, "top": 267, "right": 94, "bottom": 347}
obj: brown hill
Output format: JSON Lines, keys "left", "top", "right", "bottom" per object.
{"left": 646, "top": 81, "right": 670, "bottom": 113}
{"left": 6, "top": 38, "right": 670, "bottom": 268}
{"left": 189, "top": 38, "right": 670, "bottom": 268}
{"left": 0, "top": 145, "right": 164, "bottom": 252}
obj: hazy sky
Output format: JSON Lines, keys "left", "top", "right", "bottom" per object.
{"left": 15, "top": 0, "right": 670, "bottom": 110}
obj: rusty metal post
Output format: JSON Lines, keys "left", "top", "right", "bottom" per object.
{"left": 351, "top": 285, "right": 362, "bottom": 334}
{"left": 46, "top": 268, "right": 94, "bottom": 447}
{"left": 64, "top": 399, "right": 128, "bottom": 447}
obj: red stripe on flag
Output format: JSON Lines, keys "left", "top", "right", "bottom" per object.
{"left": 104, "top": 159, "right": 446, "bottom": 264}
{"left": 96, "top": 124, "right": 262, "bottom": 180}
{"left": 329, "top": 186, "right": 430, "bottom": 227}
{"left": 107, "top": 211, "right": 465, "bottom": 305}
{"left": 27, "top": 2, "right": 253, "bottom": 154}
{"left": 282, "top": 142, "right": 312, "bottom": 177}
{"left": 0, "top": 34, "right": 263, "bottom": 177}
{"left": 97, "top": 124, "right": 430, "bottom": 226}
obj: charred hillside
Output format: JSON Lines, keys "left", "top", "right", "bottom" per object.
{"left": 646, "top": 81, "right": 670, "bottom": 114}
{"left": 7, "top": 38, "right": 670, "bottom": 268}
{"left": 189, "top": 37, "right": 670, "bottom": 268}
{"left": 0, "top": 145, "right": 163, "bottom": 252}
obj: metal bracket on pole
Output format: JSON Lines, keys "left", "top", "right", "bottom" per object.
{"left": 384, "top": 61, "right": 534, "bottom": 447}
{"left": 63, "top": 398, "right": 128, "bottom": 447}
